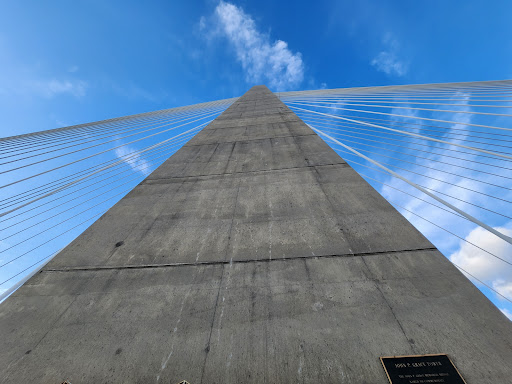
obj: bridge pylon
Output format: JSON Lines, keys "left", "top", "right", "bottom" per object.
{"left": 1, "top": 85, "right": 511, "bottom": 383}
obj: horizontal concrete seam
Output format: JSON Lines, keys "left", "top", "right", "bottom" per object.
{"left": 43, "top": 247, "right": 438, "bottom": 273}
{"left": 142, "top": 162, "right": 349, "bottom": 183}
{"left": 184, "top": 133, "right": 316, "bottom": 146}
{"left": 200, "top": 125, "right": 306, "bottom": 132}
{"left": 205, "top": 115, "right": 302, "bottom": 123}
{"left": 212, "top": 110, "right": 292, "bottom": 117}
{"left": 205, "top": 121, "right": 303, "bottom": 129}
{"left": 207, "top": 116, "right": 300, "bottom": 124}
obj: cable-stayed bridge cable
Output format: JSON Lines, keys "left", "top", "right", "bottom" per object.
{"left": 311, "top": 126, "right": 512, "bottom": 245}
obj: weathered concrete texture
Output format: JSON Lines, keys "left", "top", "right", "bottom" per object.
{"left": 1, "top": 86, "right": 511, "bottom": 383}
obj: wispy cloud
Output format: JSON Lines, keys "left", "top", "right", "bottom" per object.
{"left": 382, "top": 94, "right": 477, "bottom": 237}
{"left": 371, "top": 33, "right": 408, "bottom": 77}
{"left": 110, "top": 82, "right": 163, "bottom": 103}
{"left": 114, "top": 145, "right": 152, "bottom": 177}
{"left": 501, "top": 308, "right": 512, "bottom": 321}
{"left": 202, "top": 1, "right": 304, "bottom": 91}
{"left": 377, "top": 93, "right": 512, "bottom": 305}
{"left": 27, "top": 78, "right": 88, "bottom": 98}
{"left": 450, "top": 224, "right": 512, "bottom": 299}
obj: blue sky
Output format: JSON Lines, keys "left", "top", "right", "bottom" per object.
{"left": 1, "top": 0, "right": 512, "bottom": 318}
{"left": 2, "top": 0, "right": 512, "bottom": 137}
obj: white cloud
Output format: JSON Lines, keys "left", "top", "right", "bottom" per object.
{"left": 205, "top": 1, "right": 304, "bottom": 91}
{"left": 110, "top": 82, "right": 161, "bottom": 102}
{"left": 114, "top": 145, "right": 152, "bottom": 177}
{"left": 450, "top": 225, "right": 512, "bottom": 288}
{"left": 501, "top": 308, "right": 512, "bottom": 321}
{"left": 375, "top": 92, "right": 512, "bottom": 300}
{"left": 0, "top": 60, "right": 87, "bottom": 99}
{"left": 493, "top": 279, "right": 512, "bottom": 299}
{"left": 371, "top": 52, "right": 407, "bottom": 77}
{"left": 371, "top": 33, "right": 408, "bottom": 77}
{"left": 29, "top": 79, "right": 87, "bottom": 98}
{"left": 380, "top": 94, "right": 476, "bottom": 247}
{"left": 199, "top": 16, "right": 207, "bottom": 31}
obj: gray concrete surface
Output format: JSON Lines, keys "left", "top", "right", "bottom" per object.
{"left": 1, "top": 85, "right": 511, "bottom": 383}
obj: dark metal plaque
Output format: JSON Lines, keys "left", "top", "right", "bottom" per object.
{"left": 380, "top": 354, "right": 466, "bottom": 384}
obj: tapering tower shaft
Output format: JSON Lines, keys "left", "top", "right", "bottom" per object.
{"left": 1, "top": 86, "right": 511, "bottom": 383}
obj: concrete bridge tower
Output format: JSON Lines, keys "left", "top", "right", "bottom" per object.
{"left": 1, "top": 86, "right": 511, "bottom": 383}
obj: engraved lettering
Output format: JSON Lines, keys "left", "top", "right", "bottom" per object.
{"left": 380, "top": 354, "right": 465, "bottom": 384}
